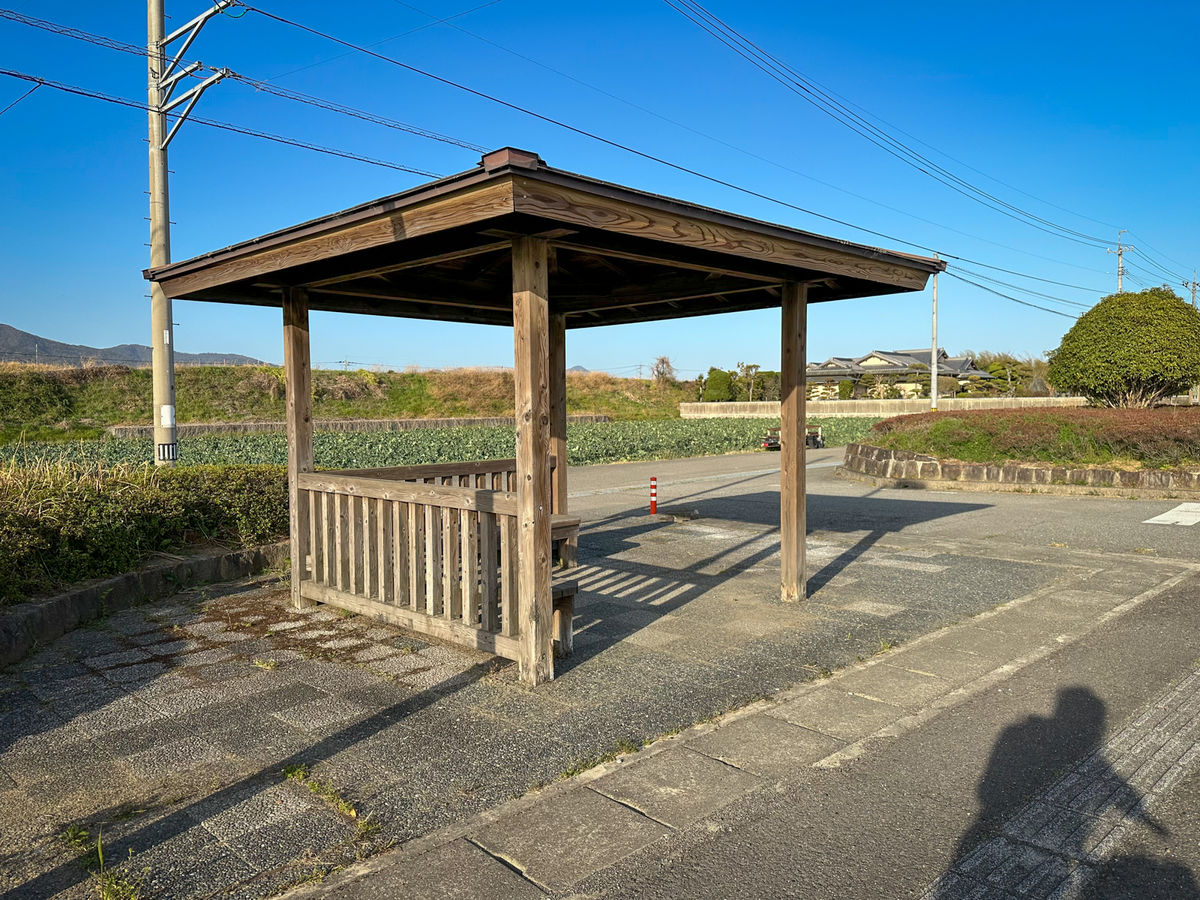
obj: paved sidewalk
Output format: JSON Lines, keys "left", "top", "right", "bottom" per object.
{"left": 298, "top": 560, "right": 1200, "bottom": 899}
{"left": 4, "top": 453, "right": 1199, "bottom": 899}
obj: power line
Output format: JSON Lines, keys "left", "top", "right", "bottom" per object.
{"left": 663, "top": 0, "right": 1112, "bottom": 249}
{"left": 0, "top": 8, "right": 487, "bottom": 155}
{"left": 0, "top": 68, "right": 441, "bottom": 176}
{"left": 0, "top": 80, "right": 39, "bottom": 116}
{"left": 375, "top": 0, "right": 1116, "bottom": 279}
{"left": 935, "top": 255, "right": 1107, "bottom": 292}
{"left": 945, "top": 272, "right": 1079, "bottom": 320}
{"left": 233, "top": 0, "right": 965, "bottom": 255}
{"left": 948, "top": 266, "right": 1092, "bottom": 309}
{"left": 7, "top": 4, "right": 1120, "bottom": 287}
{"left": 268, "top": 0, "right": 506, "bottom": 81}
{"left": 1128, "top": 247, "right": 1187, "bottom": 285}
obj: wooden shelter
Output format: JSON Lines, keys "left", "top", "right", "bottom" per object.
{"left": 146, "top": 147, "right": 943, "bottom": 685}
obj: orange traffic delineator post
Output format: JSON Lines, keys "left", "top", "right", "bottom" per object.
{"left": 650, "top": 476, "right": 658, "bottom": 514}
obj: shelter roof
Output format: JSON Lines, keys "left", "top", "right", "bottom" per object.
{"left": 146, "top": 147, "right": 944, "bottom": 329}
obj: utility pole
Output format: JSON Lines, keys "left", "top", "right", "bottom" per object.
{"left": 930, "top": 254, "right": 939, "bottom": 411}
{"left": 1107, "top": 229, "right": 1132, "bottom": 293}
{"left": 148, "top": 0, "right": 230, "bottom": 464}
{"left": 1186, "top": 269, "right": 1200, "bottom": 406}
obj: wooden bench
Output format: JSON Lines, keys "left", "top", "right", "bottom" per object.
{"left": 552, "top": 578, "right": 578, "bottom": 658}
{"left": 551, "top": 513, "right": 581, "bottom": 568}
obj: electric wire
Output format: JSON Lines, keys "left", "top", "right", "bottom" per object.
{"left": 0, "top": 7, "right": 1163, "bottom": 320}
{"left": 0, "top": 68, "right": 441, "bottom": 176}
{"left": 0, "top": 8, "right": 487, "bottom": 154}
{"left": 944, "top": 272, "right": 1079, "bottom": 320}
{"left": 949, "top": 267, "right": 1093, "bottom": 309}
{"left": 376, "top": 0, "right": 1117, "bottom": 279}
{"left": 2, "top": 5, "right": 1125, "bottom": 289}
{"left": 663, "top": 0, "right": 1112, "bottom": 248}
{"left": 0, "top": 80, "right": 38, "bottom": 116}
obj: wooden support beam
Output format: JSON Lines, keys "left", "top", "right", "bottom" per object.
{"left": 549, "top": 312, "right": 575, "bottom": 568}
{"left": 780, "top": 282, "right": 807, "bottom": 603}
{"left": 283, "top": 287, "right": 315, "bottom": 609}
{"left": 512, "top": 236, "right": 555, "bottom": 685}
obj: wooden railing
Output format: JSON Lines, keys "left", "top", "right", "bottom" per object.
{"left": 296, "top": 471, "right": 524, "bottom": 659}
{"left": 335, "top": 456, "right": 559, "bottom": 506}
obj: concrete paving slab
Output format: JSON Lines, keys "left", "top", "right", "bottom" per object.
{"left": 591, "top": 747, "right": 762, "bottom": 828}
{"left": 883, "top": 647, "right": 1001, "bottom": 684}
{"left": 471, "top": 787, "right": 670, "bottom": 892}
{"left": 686, "top": 713, "right": 846, "bottom": 778}
{"left": 769, "top": 685, "right": 905, "bottom": 741}
{"left": 834, "top": 663, "right": 953, "bottom": 710}
{"left": 324, "top": 839, "right": 543, "bottom": 899}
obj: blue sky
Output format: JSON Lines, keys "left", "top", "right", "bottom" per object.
{"left": 0, "top": 0, "right": 1196, "bottom": 377}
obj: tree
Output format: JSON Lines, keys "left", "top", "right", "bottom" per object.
{"left": 735, "top": 362, "right": 762, "bottom": 401}
{"left": 650, "top": 355, "right": 676, "bottom": 385}
{"left": 837, "top": 379, "right": 855, "bottom": 400}
{"left": 701, "top": 366, "right": 734, "bottom": 401}
{"left": 1047, "top": 288, "right": 1200, "bottom": 407}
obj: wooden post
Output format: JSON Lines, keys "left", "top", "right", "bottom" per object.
{"left": 780, "top": 282, "right": 807, "bottom": 602}
{"left": 512, "top": 236, "right": 554, "bottom": 685}
{"left": 283, "top": 287, "right": 315, "bottom": 609}
{"left": 549, "top": 311, "right": 575, "bottom": 566}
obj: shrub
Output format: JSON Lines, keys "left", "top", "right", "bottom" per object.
{"left": 701, "top": 368, "right": 734, "bottom": 402}
{"left": 869, "top": 408, "right": 1200, "bottom": 468}
{"left": 837, "top": 379, "right": 855, "bottom": 400}
{"left": 1047, "top": 288, "right": 1200, "bottom": 407}
{"left": 0, "top": 461, "right": 287, "bottom": 603}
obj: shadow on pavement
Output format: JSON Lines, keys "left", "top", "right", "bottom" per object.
{"left": 931, "top": 686, "right": 1199, "bottom": 899}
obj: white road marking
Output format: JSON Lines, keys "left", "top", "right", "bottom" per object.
{"left": 1142, "top": 502, "right": 1200, "bottom": 526}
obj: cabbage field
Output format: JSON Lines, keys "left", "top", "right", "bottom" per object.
{"left": 2, "top": 417, "right": 879, "bottom": 469}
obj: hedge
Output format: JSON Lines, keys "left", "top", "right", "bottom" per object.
{"left": 0, "top": 462, "right": 287, "bottom": 603}
{"left": 869, "top": 408, "right": 1200, "bottom": 468}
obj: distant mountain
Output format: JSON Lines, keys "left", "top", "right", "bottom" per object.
{"left": 0, "top": 324, "right": 263, "bottom": 367}
{"left": 567, "top": 365, "right": 590, "bottom": 373}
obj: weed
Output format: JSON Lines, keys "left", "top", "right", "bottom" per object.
{"left": 355, "top": 816, "right": 381, "bottom": 839}
{"left": 252, "top": 658, "right": 278, "bottom": 671}
{"left": 88, "top": 832, "right": 149, "bottom": 900}
{"left": 283, "top": 764, "right": 358, "bottom": 819}
{"left": 59, "top": 823, "right": 91, "bottom": 852}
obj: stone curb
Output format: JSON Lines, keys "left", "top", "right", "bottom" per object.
{"left": 838, "top": 442, "right": 1200, "bottom": 499}
{"left": 0, "top": 540, "right": 288, "bottom": 670}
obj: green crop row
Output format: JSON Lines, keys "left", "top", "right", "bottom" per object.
{"left": 3, "top": 418, "right": 880, "bottom": 469}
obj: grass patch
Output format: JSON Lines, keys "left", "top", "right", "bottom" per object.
{"left": 59, "top": 828, "right": 149, "bottom": 900}
{"left": 0, "top": 459, "right": 287, "bottom": 603}
{"left": 283, "top": 764, "right": 358, "bottom": 819}
{"left": 0, "top": 363, "right": 695, "bottom": 434}
{"left": 869, "top": 407, "right": 1200, "bottom": 469}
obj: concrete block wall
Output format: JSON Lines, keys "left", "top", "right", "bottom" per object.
{"left": 679, "top": 397, "right": 1088, "bottom": 419}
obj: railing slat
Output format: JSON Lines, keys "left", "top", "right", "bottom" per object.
{"left": 425, "top": 505, "right": 442, "bottom": 616}
{"left": 322, "top": 491, "right": 336, "bottom": 587}
{"left": 500, "top": 516, "right": 518, "bottom": 637}
{"left": 480, "top": 511, "right": 498, "bottom": 632}
{"left": 364, "top": 497, "right": 378, "bottom": 600}
{"left": 336, "top": 493, "right": 350, "bottom": 591}
{"left": 462, "top": 509, "right": 478, "bottom": 627}
{"left": 409, "top": 502, "right": 424, "bottom": 612}
{"left": 307, "top": 490, "right": 320, "bottom": 582}
{"left": 378, "top": 498, "right": 393, "bottom": 603}
{"left": 392, "top": 501, "right": 408, "bottom": 607}
{"left": 444, "top": 508, "right": 462, "bottom": 620}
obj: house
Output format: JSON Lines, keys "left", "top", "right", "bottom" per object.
{"left": 806, "top": 348, "right": 993, "bottom": 399}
